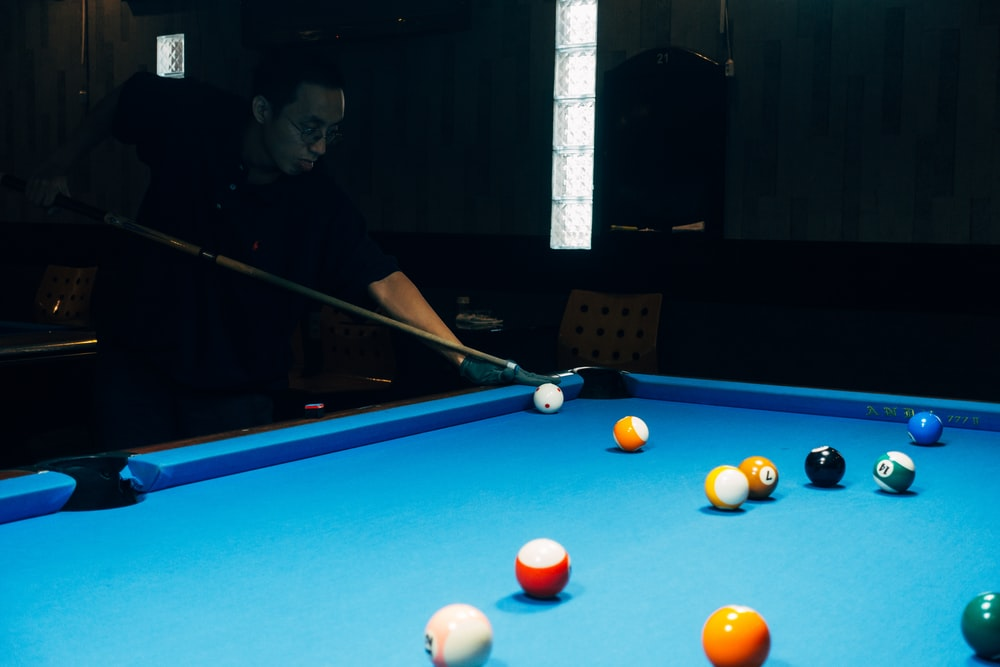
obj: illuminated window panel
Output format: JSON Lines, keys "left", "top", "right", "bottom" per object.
{"left": 156, "top": 34, "right": 185, "bottom": 79}
{"left": 551, "top": 0, "right": 597, "bottom": 249}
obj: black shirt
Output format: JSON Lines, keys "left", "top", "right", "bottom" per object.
{"left": 97, "top": 72, "right": 398, "bottom": 391}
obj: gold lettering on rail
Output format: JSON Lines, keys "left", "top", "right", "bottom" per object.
{"left": 864, "top": 405, "right": 981, "bottom": 427}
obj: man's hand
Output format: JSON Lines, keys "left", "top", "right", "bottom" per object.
{"left": 26, "top": 171, "right": 70, "bottom": 208}
{"left": 460, "top": 357, "right": 560, "bottom": 387}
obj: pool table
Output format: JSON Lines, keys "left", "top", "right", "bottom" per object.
{"left": 1, "top": 371, "right": 998, "bottom": 666}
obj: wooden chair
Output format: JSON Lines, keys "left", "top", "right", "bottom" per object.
{"left": 556, "top": 289, "right": 662, "bottom": 373}
{"left": 287, "top": 306, "right": 396, "bottom": 408}
{"left": 33, "top": 265, "right": 98, "bottom": 327}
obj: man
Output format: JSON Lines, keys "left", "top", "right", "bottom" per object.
{"left": 27, "top": 47, "right": 553, "bottom": 450}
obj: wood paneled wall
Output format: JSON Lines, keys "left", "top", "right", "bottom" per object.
{"left": 1, "top": 0, "right": 998, "bottom": 243}
{"left": 1, "top": 0, "right": 251, "bottom": 222}
{"left": 717, "top": 0, "right": 1000, "bottom": 243}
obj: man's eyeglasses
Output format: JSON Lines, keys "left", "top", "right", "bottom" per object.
{"left": 287, "top": 118, "right": 343, "bottom": 147}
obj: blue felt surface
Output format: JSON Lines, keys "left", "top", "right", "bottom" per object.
{"left": 0, "top": 376, "right": 997, "bottom": 666}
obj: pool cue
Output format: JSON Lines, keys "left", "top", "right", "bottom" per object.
{"left": 0, "top": 173, "right": 515, "bottom": 371}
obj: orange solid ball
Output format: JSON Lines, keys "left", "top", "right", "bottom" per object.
{"left": 738, "top": 456, "right": 779, "bottom": 499}
{"left": 702, "top": 605, "right": 770, "bottom": 667}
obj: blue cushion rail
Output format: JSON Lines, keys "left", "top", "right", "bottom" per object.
{"left": 624, "top": 374, "right": 1000, "bottom": 433}
{"left": 0, "top": 470, "right": 77, "bottom": 525}
{"left": 127, "top": 373, "right": 584, "bottom": 493}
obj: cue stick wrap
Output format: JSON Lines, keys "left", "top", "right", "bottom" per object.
{"left": 0, "top": 173, "right": 512, "bottom": 369}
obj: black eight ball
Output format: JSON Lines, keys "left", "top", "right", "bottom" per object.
{"left": 804, "top": 445, "right": 846, "bottom": 487}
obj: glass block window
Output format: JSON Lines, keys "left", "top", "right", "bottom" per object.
{"left": 156, "top": 34, "right": 185, "bottom": 79}
{"left": 551, "top": 0, "right": 597, "bottom": 250}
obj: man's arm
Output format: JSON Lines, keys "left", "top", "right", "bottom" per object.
{"left": 26, "top": 85, "right": 123, "bottom": 207}
{"left": 367, "top": 270, "right": 466, "bottom": 367}
{"left": 367, "top": 271, "right": 559, "bottom": 386}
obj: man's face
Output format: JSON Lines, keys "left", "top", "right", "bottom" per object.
{"left": 262, "top": 82, "right": 345, "bottom": 176}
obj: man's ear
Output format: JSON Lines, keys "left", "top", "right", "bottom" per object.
{"left": 252, "top": 95, "right": 270, "bottom": 123}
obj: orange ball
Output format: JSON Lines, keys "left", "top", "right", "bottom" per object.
{"left": 702, "top": 605, "right": 770, "bottom": 667}
{"left": 613, "top": 416, "right": 649, "bottom": 452}
{"left": 738, "top": 456, "right": 779, "bottom": 499}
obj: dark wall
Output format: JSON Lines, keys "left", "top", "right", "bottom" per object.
{"left": 706, "top": 0, "right": 1000, "bottom": 243}
{"left": 2, "top": 0, "right": 998, "bottom": 242}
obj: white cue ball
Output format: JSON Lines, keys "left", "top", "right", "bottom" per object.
{"left": 533, "top": 382, "right": 564, "bottom": 414}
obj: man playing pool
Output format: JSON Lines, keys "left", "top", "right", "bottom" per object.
{"left": 26, "top": 46, "right": 554, "bottom": 450}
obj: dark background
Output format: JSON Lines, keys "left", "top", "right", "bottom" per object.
{"left": 1, "top": 0, "right": 998, "bottom": 464}
{"left": 3, "top": 0, "right": 998, "bottom": 241}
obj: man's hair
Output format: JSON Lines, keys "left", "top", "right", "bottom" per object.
{"left": 251, "top": 46, "right": 346, "bottom": 115}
